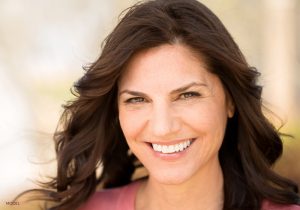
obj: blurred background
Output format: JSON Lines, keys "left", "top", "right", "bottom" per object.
{"left": 0, "top": 0, "right": 299, "bottom": 209}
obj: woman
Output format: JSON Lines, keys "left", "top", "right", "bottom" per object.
{"left": 23, "top": 0, "right": 300, "bottom": 209}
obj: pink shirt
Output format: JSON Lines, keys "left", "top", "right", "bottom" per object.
{"left": 262, "top": 200, "right": 300, "bottom": 210}
{"left": 78, "top": 181, "right": 140, "bottom": 210}
{"left": 78, "top": 181, "right": 300, "bottom": 210}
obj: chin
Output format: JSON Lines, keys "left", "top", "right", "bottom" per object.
{"left": 150, "top": 170, "right": 192, "bottom": 185}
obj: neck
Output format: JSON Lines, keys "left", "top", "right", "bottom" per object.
{"left": 136, "top": 157, "right": 224, "bottom": 210}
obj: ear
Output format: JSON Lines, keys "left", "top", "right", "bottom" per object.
{"left": 226, "top": 92, "right": 235, "bottom": 118}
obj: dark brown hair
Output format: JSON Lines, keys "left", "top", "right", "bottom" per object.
{"left": 19, "top": 0, "right": 300, "bottom": 209}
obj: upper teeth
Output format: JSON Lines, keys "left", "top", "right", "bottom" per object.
{"left": 152, "top": 140, "right": 191, "bottom": 154}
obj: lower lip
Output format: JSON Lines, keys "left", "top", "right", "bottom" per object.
{"left": 148, "top": 139, "right": 196, "bottom": 161}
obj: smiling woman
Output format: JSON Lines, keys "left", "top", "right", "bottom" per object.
{"left": 117, "top": 44, "right": 231, "bottom": 209}
{"left": 118, "top": 44, "right": 233, "bottom": 190}
{"left": 18, "top": 0, "right": 300, "bottom": 210}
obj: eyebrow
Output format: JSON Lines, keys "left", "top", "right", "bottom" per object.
{"left": 170, "top": 82, "right": 207, "bottom": 94}
{"left": 118, "top": 82, "right": 207, "bottom": 97}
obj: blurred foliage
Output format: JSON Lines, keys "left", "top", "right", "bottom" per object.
{"left": 274, "top": 121, "right": 300, "bottom": 189}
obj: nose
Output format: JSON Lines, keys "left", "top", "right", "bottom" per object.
{"left": 149, "top": 101, "right": 180, "bottom": 138}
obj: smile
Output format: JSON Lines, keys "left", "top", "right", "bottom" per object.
{"left": 151, "top": 139, "right": 192, "bottom": 154}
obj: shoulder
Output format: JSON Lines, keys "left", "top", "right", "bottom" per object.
{"left": 78, "top": 181, "right": 141, "bottom": 210}
{"left": 262, "top": 200, "right": 300, "bottom": 210}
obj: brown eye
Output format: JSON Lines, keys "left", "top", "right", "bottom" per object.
{"left": 179, "top": 91, "right": 201, "bottom": 100}
{"left": 125, "top": 97, "right": 146, "bottom": 104}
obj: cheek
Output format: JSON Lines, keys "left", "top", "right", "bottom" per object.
{"left": 182, "top": 101, "right": 228, "bottom": 136}
{"left": 118, "top": 108, "right": 147, "bottom": 141}
{"left": 183, "top": 103, "right": 228, "bottom": 164}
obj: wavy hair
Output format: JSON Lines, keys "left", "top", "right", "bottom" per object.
{"left": 19, "top": 0, "right": 300, "bottom": 209}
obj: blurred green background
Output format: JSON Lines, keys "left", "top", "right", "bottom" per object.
{"left": 0, "top": 0, "right": 299, "bottom": 209}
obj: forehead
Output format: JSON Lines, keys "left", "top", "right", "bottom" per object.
{"left": 118, "top": 44, "right": 215, "bottom": 90}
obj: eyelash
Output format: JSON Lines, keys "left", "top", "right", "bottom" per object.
{"left": 178, "top": 91, "right": 201, "bottom": 100}
{"left": 124, "top": 91, "right": 201, "bottom": 104}
{"left": 124, "top": 97, "right": 146, "bottom": 104}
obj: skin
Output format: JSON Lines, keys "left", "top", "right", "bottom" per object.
{"left": 118, "top": 44, "right": 234, "bottom": 210}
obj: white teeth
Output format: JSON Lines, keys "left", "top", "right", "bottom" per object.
{"left": 169, "top": 145, "right": 175, "bottom": 152}
{"left": 162, "top": 145, "right": 167, "bottom": 153}
{"left": 151, "top": 139, "right": 192, "bottom": 154}
{"left": 158, "top": 145, "right": 162, "bottom": 152}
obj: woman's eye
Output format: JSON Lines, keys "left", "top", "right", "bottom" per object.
{"left": 125, "top": 97, "right": 145, "bottom": 104}
{"left": 179, "top": 91, "right": 201, "bottom": 100}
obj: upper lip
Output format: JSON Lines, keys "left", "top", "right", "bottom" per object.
{"left": 146, "top": 138, "right": 196, "bottom": 146}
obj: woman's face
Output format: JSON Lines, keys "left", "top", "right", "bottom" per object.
{"left": 118, "top": 44, "right": 234, "bottom": 184}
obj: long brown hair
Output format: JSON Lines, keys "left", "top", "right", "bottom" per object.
{"left": 19, "top": 0, "right": 300, "bottom": 209}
